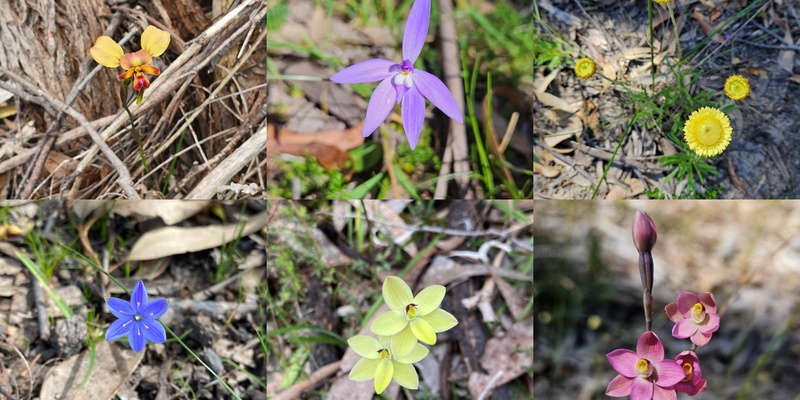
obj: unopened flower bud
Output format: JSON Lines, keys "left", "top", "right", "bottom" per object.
{"left": 632, "top": 211, "right": 657, "bottom": 253}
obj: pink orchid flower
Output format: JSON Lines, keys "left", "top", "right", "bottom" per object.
{"left": 672, "top": 350, "right": 707, "bottom": 395}
{"left": 665, "top": 291, "right": 720, "bottom": 346}
{"left": 606, "top": 331, "right": 685, "bottom": 400}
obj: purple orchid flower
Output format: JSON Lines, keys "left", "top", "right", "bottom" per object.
{"left": 330, "top": 0, "right": 463, "bottom": 149}
{"left": 105, "top": 280, "right": 168, "bottom": 353}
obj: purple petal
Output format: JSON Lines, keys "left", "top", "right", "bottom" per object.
{"left": 606, "top": 349, "right": 639, "bottom": 378}
{"left": 106, "top": 317, "right": 135, "bottom": 341}
{"left": 699, "top": 292, "right": 717, "bottom": 313}
{"left": 141, "top": 298, "right": 169, "bottom": 319}
{"left": 129, "top": 323, "right": 146, "bottom": 353}
{"left": 131, "top": 281, "right": 148, "bottom": 313}
{"left": 402, "top": 87, "right": 425, "bottom": 149}
{"left": 142, "top": 318, "right": 166, "bottom": 344}
{"left": 636, "top": 331, "right": 664, "bottom": 362}
{"left": 676, "top": 292, "right": 699, "bottom": 315}
{"left": 403, "top": 0, "right": 431, "bottom": 63}
{"left": 664, "top": 302, "right": 681, "bottom": 323}
{"left": 652, "top": 385, "right": 677, "bottom": 400}
{"left": 412, "top": 70, "right": 463, "bottom": 123}
{"left": 699, "top": 313, "right": 720, "bottom": 333}
{"left": 606, "top": 374, "right": 633, "bottom": 396}
{"left": 631, "top": 377, "right": 654, "bottom": 400}
{"left": 107, "top": 297, "right": 135, "bottom": 319}
{"left": 653, "top": 359, "right": 686, "bottom": 387}
{"left": 672, "top": 319, "right": 698, "bottom": 339}
{"left": 331, "top": 59, "right": 395, "bottom": 84}
{"left": 690, "top": 331, "right": 712, "bottom": 347}
{"left": 363, "top": 78, "right": 396, "bottom": 138}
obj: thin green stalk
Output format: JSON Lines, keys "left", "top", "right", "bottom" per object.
{"left": 462, "top": 53, "right": 495, "bottom": 197}
{"left": 120, "top": 82, "right": 149, "bottom": 174}
{"left": 591, "top": 112, "right": 642, "bottom": 199}
{"left": 164, "top": 324, "right": 242, "bottom": 400}
{"left": 162, "top": 129, "right": 185, "bottom": 194}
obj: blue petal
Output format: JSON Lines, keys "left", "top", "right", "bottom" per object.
{"left": 128, "top": 323, "right": 146, "bottom": 353}
{"left": 142, "top": 318, "right": 167, "bottom": 344}
{"left": 402, "top": 0, "right": 431, "bottom": 64}
{"left": 141, "top": 298, "right": 168, "bottom": 319}
{"left": 412, "top": 70, "right": 463, "bottom": 123}
{"left": 401, "top": 87, "right": 425, "bottom": 149}
{"left": 331, "top": 59, "right": 395, "bottom": 84}
{"left": 363, "top": 78, "right": 396, "bottom": 138}
{"left": 106, "top": 317, "right": 135, "bottom": 341}
{"left": 107, "top": 297, "right": 135, "bottom": 319}
{"left": 131, "top": 281, "right": 148, "bottom": 313}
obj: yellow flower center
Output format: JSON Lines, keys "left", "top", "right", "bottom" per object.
{"left": 405, "top": 303, "right": 418, "bottom": 321}
{"left": 636, "top": 358, "right": 652, "bottom": 378}
{"left": 378, "top": 348, "right": 390, "bottom": 360}
{"left": 691, "top": 302, "right": 705, "bottom": 323}
{"left": 681, "top": 362, "right": 694, "bottom": 382}
{"left": 696, "top": 119, "right": 722, "bottom": 146}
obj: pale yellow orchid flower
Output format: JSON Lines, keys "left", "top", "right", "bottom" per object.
{"left": 370, "top": 276, "right": 458, "bottom": 358}
{"left": 347, "top": 334, "right": 428, "bottom": 394}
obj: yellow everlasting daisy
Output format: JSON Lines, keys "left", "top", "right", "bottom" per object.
{"left": 683, "top": 107, "right": 732, "bottom": 157}
{"left": 574, "top": 57, "right": 596, "bottom": 79}
{"left": 724, "top": 75, "right": 750, "bottom": 101}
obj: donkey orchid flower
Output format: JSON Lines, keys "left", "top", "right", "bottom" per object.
{"left": 370, "top": 276, "right": 457, "bottom": 358}
{"left": 330, "top": 0, "right": 463, "bottom": 149}
{"left": 348, "top": 334, "right": 428, "bottom": 394}
{"left": 90, "top": 26, "right": 170, "bottom": 94}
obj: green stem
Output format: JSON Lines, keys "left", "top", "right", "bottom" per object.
{"left": 163, "top": 324, "right": 242, "bottom": 400}
{"left": 591, "top": 112, "right": 641, "bottom": 199}
{"left": 119, "top": 83, "right": 149, "bottom": 175}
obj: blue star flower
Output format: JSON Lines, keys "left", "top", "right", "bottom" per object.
{"left": 105, "top": 280, "right": 168, "bottom": 352}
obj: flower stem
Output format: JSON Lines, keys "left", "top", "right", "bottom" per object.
{"left": 163, "top": 324, "right": 243, "bottom": 400}
{"left": 120, "top": 83, "right": 149, "bottom": 175}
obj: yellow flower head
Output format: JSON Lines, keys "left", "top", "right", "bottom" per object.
{"left": 574, "top": 57, "right": 596, "bottom": 79}
{"left": 90, "top": 26, "right": 170, "bottom": 91}
{"left": 724, "top": 74, "right": 750, "bottom": 101}
{"left": 347, "top": 335, "right": 429, "bottom": 394}
{"left": 683, "top": 107, "right": 732, "bottom": 157}
{"left": 370, "top": 276, "right": 458, "bottom": 358}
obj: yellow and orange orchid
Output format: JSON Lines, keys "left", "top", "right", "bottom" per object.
{"left": 90, "top": 26, "right": 170, "bottom": 92}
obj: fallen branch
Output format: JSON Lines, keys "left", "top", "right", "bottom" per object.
{"left": 273, "top": 361, "right": 342, "bottom": 400}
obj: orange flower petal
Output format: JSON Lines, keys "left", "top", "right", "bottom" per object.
{"left": 120, "top": 50, "right": 152, "bottom": 70}
{"left": 139, "top": 65, "right": 161, "bottom": 76}
{"left": 90, "top": 36, "right": 123, "bottom": 68}
{"left": 118, "top": 69, "right": 135, "bottom": 81}
{"left": 140, "top": 26, "right": 170, "bottom": 57}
